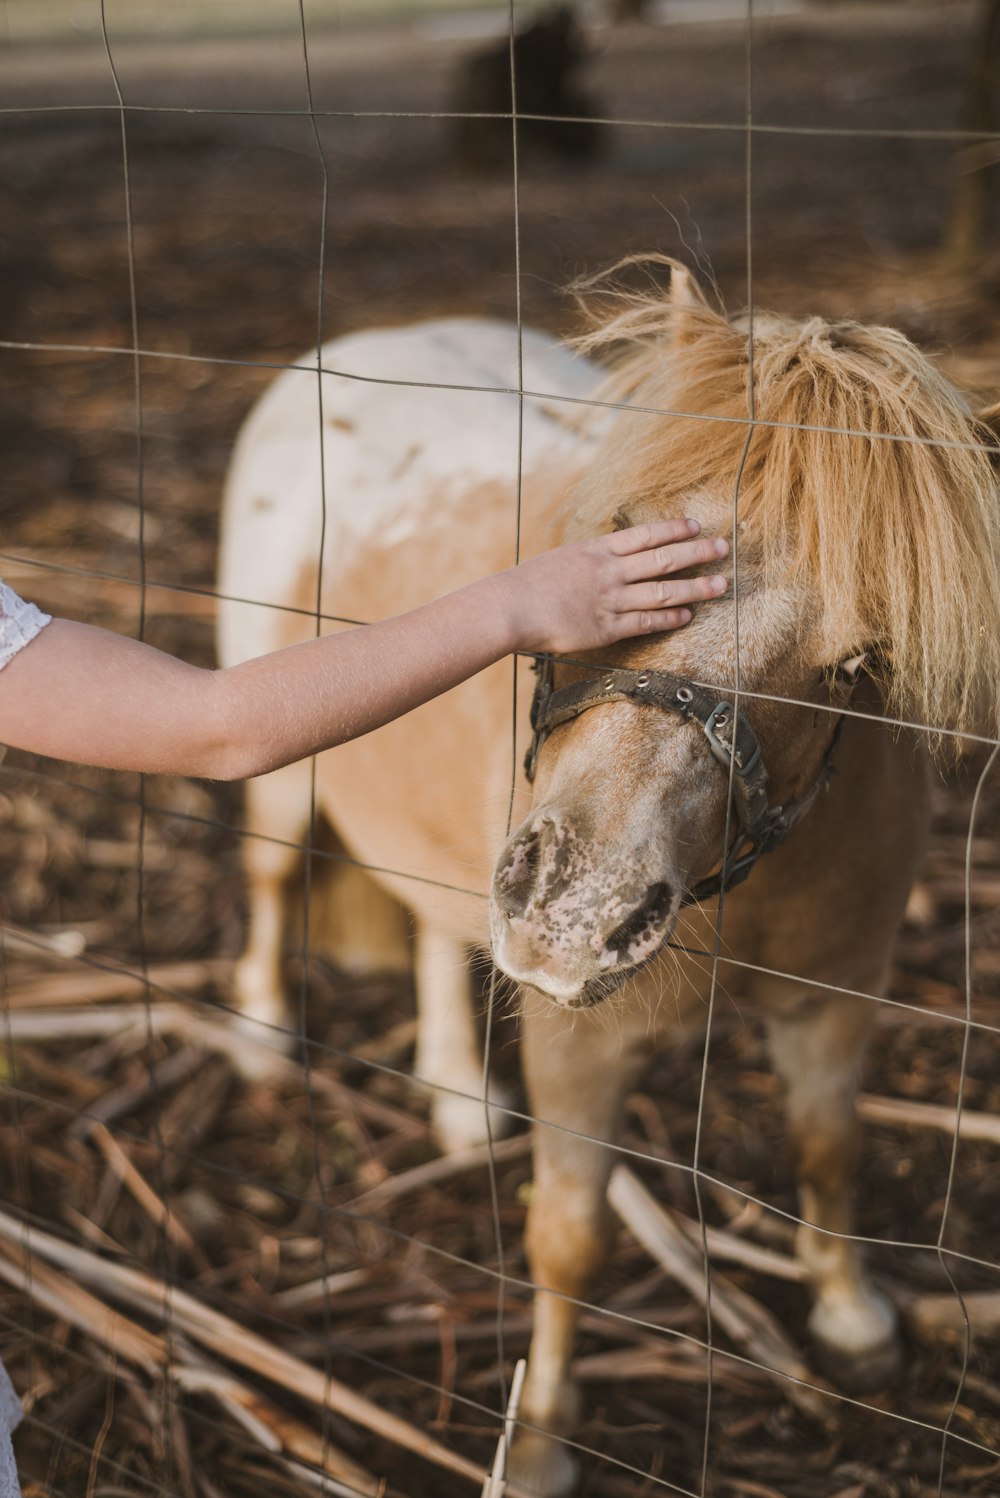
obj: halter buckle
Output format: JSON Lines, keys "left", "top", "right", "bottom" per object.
{"left": 702, "top": 701, "right": 762, "bottom": 778}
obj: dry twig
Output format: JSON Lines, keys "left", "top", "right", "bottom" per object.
{"left": 0, "top": 1206, "right": 494, "bottom": 1490}
{"left": 88, "top": 1122, "right": 208, "bottom": 1269}
{"left": 607, "top": 1166, "right": 831, "bottom": 1423}
{"left": 857, "top": 1091, "right": 1000, "bottom": 1145}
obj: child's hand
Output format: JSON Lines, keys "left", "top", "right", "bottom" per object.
{"left": 0, "top": 521, "right": 728, "bottom": 781}
{"left": 504, "top": 518, "right": 729, "bottom": 656}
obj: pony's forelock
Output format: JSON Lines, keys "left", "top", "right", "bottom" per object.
{"left": 567, "top": 258, "right": 1000, "bottom": 743}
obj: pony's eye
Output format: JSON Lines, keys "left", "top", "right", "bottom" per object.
{"left": 611, "top": 507, "right": 632, "bottom": 532}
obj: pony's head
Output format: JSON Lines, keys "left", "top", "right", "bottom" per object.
{"left": 490, "top": 258, "right": 1000, "bottom": 1007}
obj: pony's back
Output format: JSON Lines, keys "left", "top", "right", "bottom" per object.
{"left": 217, "top": 318, "right": 599, "bottom": 670}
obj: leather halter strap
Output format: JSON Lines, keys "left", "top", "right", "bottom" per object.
{"left": 524, "top": 655, "right": 845, "bottom": 906}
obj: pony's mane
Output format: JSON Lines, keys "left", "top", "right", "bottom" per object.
{"left": 568, "top": 257, "right": 1000, "bottom": 740}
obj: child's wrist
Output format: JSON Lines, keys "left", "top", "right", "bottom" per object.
{"left": 478, "top": 567, "right": 531, "bottom": 657}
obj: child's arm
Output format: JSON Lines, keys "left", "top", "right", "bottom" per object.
{"left": 0, "top": 520, "right": 727, "bottom": 781}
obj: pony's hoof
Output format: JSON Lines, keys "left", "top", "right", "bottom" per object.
{"left": 808, "top": 1291, "right": 902, "bottom": 1393}
{"left": 813, "top": 1329, "right": 903, "bottom": 1394}
{"left": 507, "top": 1429, "right": 579, "bottom": 1498}
{"left": 431, "top": 1078, "right": 515, "bottom": 1155}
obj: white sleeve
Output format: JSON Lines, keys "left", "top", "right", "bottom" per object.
{"left": 0, "top": 579, "right": 52, "bottom": 671}
{"left": 0, "top": 1357, "right": 22, "bottom": 1496}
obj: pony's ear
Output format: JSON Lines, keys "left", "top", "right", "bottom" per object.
{"left": 976, "top": 401, "right": 1000, "bottom": 467}
{"left": 669, "top": 262, "right": 709, "bottom": 348}
{"left": 838, "top": 650, "right": 868, "bottom": 686}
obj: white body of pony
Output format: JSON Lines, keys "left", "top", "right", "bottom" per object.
{"left": 218, "top": 271, "right": 1000, "bottom": 1497}
{"left": 218, "top": 319, "right": 597, "bottom": 1152}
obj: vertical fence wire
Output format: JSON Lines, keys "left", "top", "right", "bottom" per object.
{"left": 294, "top": 0, "right": 340, "bottom": 1483}
{"left": 690, "top": 3, "right": 756, "bottom": 1489}
{"left": 935, "top": 741, "right": 1000, "bottom": 1494}
{"left": 479, "top": 0, "right": 529, "bottom": 1432}
{"left": 0, "top": 931, "right": 36, "bottom": 1464}
{"left": 99, "top": 6, "right": 179, "bottom": 1490}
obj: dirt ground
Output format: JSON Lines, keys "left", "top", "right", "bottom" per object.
{"left": 3, "top": 4, "right": 1000, "bottom": 1496}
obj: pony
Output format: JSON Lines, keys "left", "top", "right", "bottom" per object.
{"left": 449, "top": 5, "right": 602, "bottom": 169}
{"left": 217, "top": 260, "right": 1000, "bottom": 1496}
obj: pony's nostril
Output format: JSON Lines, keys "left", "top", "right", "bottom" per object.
{"left": 603, "top": 882, "right": 674, "bottom": 965}
{"left": 496, "top": 827, "right": 543, "bottom": 916}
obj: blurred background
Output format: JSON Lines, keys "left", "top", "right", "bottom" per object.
{"left": 2, "top": 2, "right": 1000, "bottom": 1495}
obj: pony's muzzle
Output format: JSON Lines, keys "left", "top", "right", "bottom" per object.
{"left": 490, "top": 814, "right": 680, "bottom": 1004}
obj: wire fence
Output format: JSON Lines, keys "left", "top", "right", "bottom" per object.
{"left": 1, "top": 2, "right": 999, "bottom": 1496}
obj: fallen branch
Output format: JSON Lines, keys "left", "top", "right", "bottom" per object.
{"left": 906, "top": 1289, "right": 1000, "bottom": 1342}
{"left": 608, "top": 1165, "right": 831, "bottom": 1424}
{"left": 0, "top": 1233, "right": 164, "bottom": 1374}
{"left": 857, "top": 1092, "right": 1000, "bottom": 1146}
{"left": 1, "top": 1003, "right": 190, "bottom": 1043}
{"left": 173, "top": 1364, "right": 379, "bottom": 1494}
{"left": 89, "top": 1122, "right": 207, "bottom": 1269}
{"left": 482, "top": 1359, "right": 526, "bottom": 1498}
{"left": 675, "top": 1216, "right": 805, "bottom": 1285}
{"left": 273, "top": 1269, "right": 370, "bottom": 1314}
{"left": 5, "top": 1002, "right": 430, "bottom": 1138}
{"left": 0, "top": 1228, "right": 381, "bottom": 1493}
{"left": 0, "top": 1206, "right": 494, "bottom": 1490}
{"left": 0, "top": 922, "right": 86, "bottom": 960}
{"left": 573, "top": 1344, "right": 767, "bottom": 1394}
{"left": 346, "top": 1134, "right": 530, "bottom": 1215}
{"left": 69, "top": 1045, "right": 206, "bottom": 1140}
{"left": 7, "top": 960, "right": 225, "bottom": 1010}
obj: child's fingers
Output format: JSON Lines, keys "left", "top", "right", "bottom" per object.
{"left": 620, "top": 574, "right": 728, "bottom": 613}
{"left": 614, "top": 606, "right": 693, "bottom": 638}
{"left": 620, "top": 533, "right": 729, "bottom": 580}
{"left": 607, "top": 518, "right": 700, "bottom": 555}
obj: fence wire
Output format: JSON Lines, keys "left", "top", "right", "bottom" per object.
{"left": 1, "top": 3, "right": 999, "bottom": 1497}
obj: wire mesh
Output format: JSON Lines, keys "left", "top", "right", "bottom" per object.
{"left": 1, "top": 2, "right": 999, "bottom": 1496}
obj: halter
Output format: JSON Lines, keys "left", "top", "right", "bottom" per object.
{"left": 524, "top": 655, "right": 845, "bottom": 906}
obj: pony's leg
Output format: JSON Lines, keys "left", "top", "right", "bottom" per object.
{"left": 509, "top": 1006, "right": 648, "bottom": 1498}
{"left": 231, "top": 760, "right": 314, "bottom": 1072}
{"left": 413, "top": 923, "right": 512, "bottom": 1154}
{"left": 764, "top": 992, "right": 899, "bottom": 1388}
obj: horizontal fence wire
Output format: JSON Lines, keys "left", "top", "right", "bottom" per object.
{"left": 0, "top": 917, "right": 993, "bottom": 1069}
{"left": 0, "top": 98, "right": 998, "bottom": 145}
{"left": 7, "top": 1051, "right": 1000, "bottom": 1282}
{"left": 2, "top": 334, "right": 999, "bottom": 463}
{"left": 1, "top": 3, "right": 998, "bottom": 1495}
{"left": 4, "top": 1120, "right": 1000, "bottom": 1475}
{"left": 4, "top": 1186, "right": 1000, "bottom": 1484}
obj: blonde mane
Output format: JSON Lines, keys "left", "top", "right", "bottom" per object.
{"left": 568, "top": 257, "right": 1000, "bottom": 740}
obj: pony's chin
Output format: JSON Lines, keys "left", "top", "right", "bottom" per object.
{"left": 519, "top": 942, "right": 670, "bottom": 1011}
{"left": 493, "top": 892, "right": 682, "bottom": 1010}
{"left": 578, "top": 946, "right": 664, "bottom": 1006}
